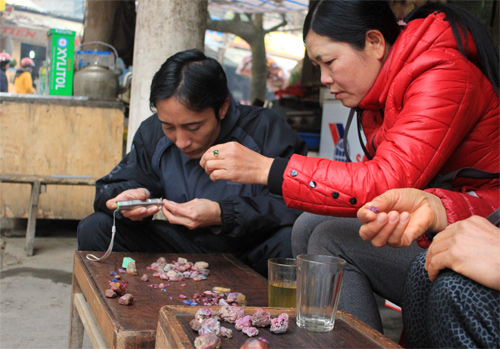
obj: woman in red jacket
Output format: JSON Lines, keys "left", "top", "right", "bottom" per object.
{"left": 201, "top": 1, "right": 499, "bottom": 332}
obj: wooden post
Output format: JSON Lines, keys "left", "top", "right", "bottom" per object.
{"left": 25, "top": 180, "right": 41, "bottom": 256}
{"left": 127, "top": 0, "right": 208, "bottom": 152}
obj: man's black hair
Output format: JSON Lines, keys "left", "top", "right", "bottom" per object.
{"left": 150, "top": 49, "right": 229, "bottom": 119}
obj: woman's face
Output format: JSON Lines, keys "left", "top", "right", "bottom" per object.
{"left": 305, "top": 31, "right": 386, "bottom": 108}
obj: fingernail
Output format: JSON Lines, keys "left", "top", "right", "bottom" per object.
{"left": 400, "top": 212, "right": 409, "bottom": 223}
{"left": 376, "top": 213, "right": 388, "bottom": 223}
{"left": 388, "top": 212, "right": 398, "bottom": 223}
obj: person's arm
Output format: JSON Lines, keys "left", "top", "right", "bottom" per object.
{"left": 202, "top": 141, "right": 274, "bottom": 186}
{"left": 202, "top": 106, "right": 306, "bottom": 238}
{"left": 217, "top": 189, "right": 303, "bottom": 238}
{"left": 205, "top": 55, "right": 498, "bottom": 217}
{"left": 26, "top": 73, "right": 35, "bottom": 93}
{"left": 357, "top": 188, "right": 497, "bottom": 248}
{"left": 94, "top": 116, "right": 163, "bottom": 217}
{"left": 425, "top": 215, "right": 500, "bottom": 291}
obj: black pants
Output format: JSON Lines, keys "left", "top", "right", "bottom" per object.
{"left": 77, "top": 212, "right": 292, "bottom": 276}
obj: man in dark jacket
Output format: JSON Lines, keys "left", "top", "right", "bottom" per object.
{"left": 0, "top": 53, "right": 11, "bottom": 93}
{"left": 77, "top": 49, "right": 307, "bottom": 275}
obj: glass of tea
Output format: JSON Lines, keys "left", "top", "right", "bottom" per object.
{"left": 267, "top": 258, "right": 297, "bottom": 308}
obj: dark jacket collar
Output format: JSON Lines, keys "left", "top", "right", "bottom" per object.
{"left": 215, "top": 93, "right": 240, "bottom": 144}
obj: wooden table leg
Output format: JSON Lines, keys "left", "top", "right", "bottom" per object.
{"left": 73, "top": 293, "right": 108, "bottom": 348}
{"left": 25, "top": 180, "right": 41, "bottom": 256}
{"left": 69, "top": 252, "right": 108, "bottom": 349}
{"left": 68, "top": 272, "right": 84, "bottom": 349}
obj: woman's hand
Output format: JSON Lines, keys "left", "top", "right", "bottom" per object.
{"left": 161, "top": 198, "right": 221, "bottom": 230}
{"left": 106, "top": 188, "right": 160, "bottom": 221}
{"left": 425, "top": 215, "right": 500, "bottom": 290}
{"left": 200, "top": 142, "right": 274, "bottom": 185}
{"left": 357, "top": 188, "right": 448, "bottom": 248}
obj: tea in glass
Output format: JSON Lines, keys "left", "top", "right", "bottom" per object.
{"left": 268, "top": 258, "right": 296, "bottom": 308}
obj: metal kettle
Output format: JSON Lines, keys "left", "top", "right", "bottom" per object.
{"left": 73, "top": 41, "right": 122, "bottom": 99}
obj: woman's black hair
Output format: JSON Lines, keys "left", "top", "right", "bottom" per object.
{"left": 150, "top": 49, "right": 229, "bottom": 119}
{"left": 303, "top": 0, "right": 401, "bottom": 50}
{"left": 404, "top": 2, "right": 499, "bottom": 90}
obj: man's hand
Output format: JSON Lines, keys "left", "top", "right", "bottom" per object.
{"left": 357, "top": 188, "right": 448, "bottom": 248}
{"left": 200, "top": 142, "right": 273, "bottom": 185}
{"left": 106, "top": 188, "right": 160, "bottom": 221}
{"left": 425, "top": 215, "right": 500, "bottom": 291}
{"left": 161, "top": 198, "right": 221, "bottom": 230}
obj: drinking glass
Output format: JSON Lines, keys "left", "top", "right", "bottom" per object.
{"left": 296, "top": 254, "right": 346, "bottom": 332}
{"left": 267, "top": 258, "right": 296, "bottom": 308}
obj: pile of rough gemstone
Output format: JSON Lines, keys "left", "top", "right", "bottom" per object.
{"left": 105, "top": 280, "right": 134, "bottom": 306}
{"left": 190, "top": 306, "right": 289, "bottom": 349}
{"left": 148, "top": 257, "right": 210, "bottom": 282}
{"left": 180, "top": 290, "right": 246, "bottom": 307}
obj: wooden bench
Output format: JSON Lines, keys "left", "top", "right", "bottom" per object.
{"left": 0, "top": 174, "right": 97, "bottom": 256}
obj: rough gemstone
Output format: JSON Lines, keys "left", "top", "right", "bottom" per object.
{"left": 198, "top": 318, "right": 220, "bottom": 336}
{"left": 240, "top": 337, "right": 269, "bottom": 349}
{"left": 235, "top": 315, "right": 252, "bottom": 330}
{"left": 110, "top": 282, "right": 125, "bottom": 296}
{"left": 194, "top": 333, "right": 221, "bottom": 349}
{"left": 270, "top": 313, "right": 289, "bottom": 334}
{"left": 241, "top": 326, "right": 259, "bottom": 337}
{"left": 194, "top": 261, "right": 209, "bottom": 269}
{"left": 220, "top": 326, "right": 233, "bottom": 338}
{"left": 118, "top": 293, "right": 134, "bottom": 305}
{"left": 189, "top": 318, "right": 202, "bottom": 332}
{"left": 194, "top": 308, "right": 213, "bottom": 322}
{"left": 126, "top": 260, "right": 137, "bottom": 276}
{"left": 251, "top": 308, "right": 271, "bottom": 327}
{"left": 105, "top": 289, "right": 117, "bottom": 298}
{"left": 219, "top": 305, "right": 244, "bottom": 323}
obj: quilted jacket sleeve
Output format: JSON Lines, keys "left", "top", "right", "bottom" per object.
{"left": 416, "top": 188, "right": 499, "bottom": 248}
{"left": 277, "top": 50, "right": 499, "bottom": 217}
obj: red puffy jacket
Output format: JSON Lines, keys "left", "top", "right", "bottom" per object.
{"left": 280, "top": 12, "right": 499, "bottom": 220}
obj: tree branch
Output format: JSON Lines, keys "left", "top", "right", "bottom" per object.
{"left": 207, "top": 13, "right": 255, "bottom": 42}
{"left": 265, "top": 14, "right": 287, "bottom": 34}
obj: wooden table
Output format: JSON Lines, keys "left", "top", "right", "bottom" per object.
{"left": 156, "top": 306, "right": 401, "bottom": 348}
{"left": 68, "top": 251, "right": 268, "bottom": 348}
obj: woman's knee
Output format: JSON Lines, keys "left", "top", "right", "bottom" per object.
{"left": 306, "top": 217, "right": 362, "bottom": 256}
{"left": 291, "top": 212, "right": 332, "bottom": 256}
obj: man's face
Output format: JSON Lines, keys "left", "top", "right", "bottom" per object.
{"left": 156, "top": 97, "right": 227, "bottom": 159}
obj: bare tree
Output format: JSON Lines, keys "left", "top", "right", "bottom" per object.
{"left": 207, "top": 13, "right": 287, "bottom": 102}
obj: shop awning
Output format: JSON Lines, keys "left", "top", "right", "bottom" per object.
{"left": 209, "top": 0, "right": 309, "bottom": 13}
